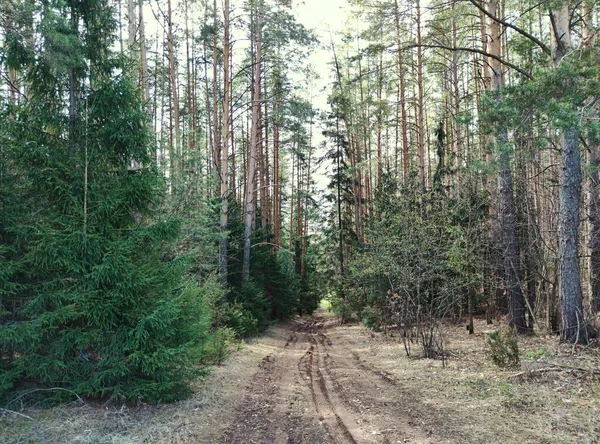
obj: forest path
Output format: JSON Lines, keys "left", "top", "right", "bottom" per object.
{"left": 4, "top": 313, "right": 597, "bottom": 443}
{"left": 219, "top": 311, "right": 438, "bottom": 444}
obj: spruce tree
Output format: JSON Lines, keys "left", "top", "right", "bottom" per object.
{"left": 0, "top": 0, "right": 212, "bottom": 404}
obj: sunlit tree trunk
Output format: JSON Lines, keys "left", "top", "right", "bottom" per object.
{"left": 139, "top": 0, "right": 148, "bottom": 101}
{"left": 212, "top": 0, "right": 221, "bottom": 184}
{"left": 451, "top": 11, "right": 462, "bottom": 194}
{"left": 416, "top": 0, "right": 426, "bottom": 189}
{"left": 273, "top": 65, "right": 282, "bottom": 249}
{"left": 219, "top": 0, "right": 230, "bottom": 287}
{"left": 242, "top": 4, "right": 262, "bottom": 284}
{"left": 394, "top": 0, "right": 409, "bottom": 181}
{"left": 167, "top": 0, "right": 180, "bottom": 177}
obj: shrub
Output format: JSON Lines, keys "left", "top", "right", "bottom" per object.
{"left": 203, "top": 327, "right": 238, "bottom": 365}
{"left": 225, "top": 303, "right": 259, "bottom": 337}
{"left": 361, "top": 306, "right": 382, "bottom": 332}
{"left": 486, "top": 329, "right": 520, "bottom": 369}
{"left": 229, "top": 282, "right": 271, "bottom": 334}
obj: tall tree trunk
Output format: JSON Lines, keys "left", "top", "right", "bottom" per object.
{"left": 451, "top": 12, "right": 462, "bottom": 194}
{"left": 589, "top": 119, "right": 600, "bottom": 312}
{"left": 552, "top": 6, "right": 586, "bottom": 342}
{"left": 273, "top": 66, "right": 281, "bottom": 249}
{"left": 289, "top": 144, "right": 295, "bottom": 253}
{"left": 260, "top": 73, "right": 269, "bottom": 230}
{"left": 212, "top": 0, "right": 221, "bottom": 184}
{"left": 488, "top": 0, "right": 529, "bottom": 332}
{"left": 336, "top": 116, "right": 345, "bottom": 280}
{"left": 69, "top": 7, "right": 79, "bottom": 163}
{"left": 242, "top": 4, "right": 262, "bottom": 284}
{"left": 202, "top": 34, "right": 214, "bottom": 192}
{"left": 376, "top": 50, "right": 383, "bottom": 187}
{"left": 582, "top": 3, "right": 600, "bottom": 312}
{"left": 416, "top": 0, "right": 426, "bottom": 189}
{"left": 167, "top": 0, "right": 180, "bottom": 178}
{"left": 184, "top": 0, "right": 194, "bottom": 160}
{"left": 331, "top": 42, "right": 362, "bottom": 244}
{"left": 139, "top": 0, "right": 148, "bottom": 101}
{"left": 219, "top": 0, "right": 230, "bottom": 287}
{"left": 394, "top": 0, "right": 409, "bottom": 182}
{"left": 128, "top": 0, "right": 136, "bottom": 48}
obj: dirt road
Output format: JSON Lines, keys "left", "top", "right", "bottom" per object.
{"left": 6, "top": 312, "right": 597, "bottom": 443}
{"left": 220, "top": 313, "right": 439, "bottom": 444}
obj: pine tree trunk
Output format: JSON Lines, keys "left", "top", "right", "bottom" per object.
{"left": 498, "top": 134, "right": 528, "bottom": 332}
{"left": 212, "top": 0, "right": 221, "bottom": 182}
{"left": 590, "top": 113, "right": 600, "bottom": 312}
{"left": 376, "top": 51, "right": 383, "bottom": 187}
{"left": 242, "top": 5, "right": 261, "bottom": 284}
{"left": 184, "top": 0, "right": 194, "bottom": 158}
{"left": 69, "top": 7, "right": 79, "bottom": 162}
{"left": 581, "top": 3, "right": 600, "bottom": 313}
{"left": 139, "top": 0, "right": 148, "bottom": 101}
{"left": 336, "top": 116, "right": 344, "bottom": 279}
{"left": 219, "top": 0, "right": 230, "bottom": 287}
{"left": 559, "top": 127, "right": 585, "bottom": 341}
{"left": 488, "top": 0, "right": 530, "bottom": 332}
{"left": 273, "top": 68, "right": 281, "bottom": 249}
{"left": 128, "top": 0, "right": 135, "bottom": 48}
{"left": 551, "top": 7, "right": 586, "bottom": 342}
{"left": 451, "top": 12, "right": 462, "bottom": 194}
{"left": 167, "top": 0, "right": 180, "bottom": 178}
{"left": 394, "top": 0, "right": 409, "bottom": 182}
{"left": 260, "top": 75, "right": 269, "bottom": 230}
{"left": 416, "top": 0, "right": 425, "bottom": 189}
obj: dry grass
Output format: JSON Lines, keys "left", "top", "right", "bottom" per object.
{"left": 335, "top": 317, "right": 600, "bottom": 443}
{"left": 2, "top": 317, "right": 599, "bottom": 443}
{"left": 0, "top": 328, "right": 286, "bottom": 444}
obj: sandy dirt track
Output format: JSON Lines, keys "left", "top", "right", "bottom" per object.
{"left": 3, "top": 312, "right": 599, "bottom": 443}
{"left": 219, "top": 313, "right": 439, "bottom": 444}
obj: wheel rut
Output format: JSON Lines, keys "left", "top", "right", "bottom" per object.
{"left": 221, "top": 313, "right": 443, "bottom": 444}
{"left": 298, "top": 336, "right": 358, "bottom": 444}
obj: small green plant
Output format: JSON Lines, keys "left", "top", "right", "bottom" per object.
{"left": 203, "top": 327, "right": 238, "bottom": 365}
{"left": 525, "top": 345, "right": 548, "bottom": 360}
{"left": 486, "top": 328, "right": 520, "bottom": 369}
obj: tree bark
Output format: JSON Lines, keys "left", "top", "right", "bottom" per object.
{"left": 219, "top": 0, "right": 230, "bottom": 287}
{"left": 551, "top": 6, "right": 586, "bottom": 342}
{"left": 488, "top": 0, "right": 530, "bottom": 333}
{"left": 416, "top": 0, "right": 425, "bottom": 189}
{"left": 242, "top": 4, "right": 262, "bottom": 284}
{"left": 393, "top": 0, "right": 409, "bottom": 178}
{"left": 498, "top": 134, "right": 528, "bottom": 332}
{"left": 559, "top": 127, "right": 585, "bottom": 340}
{"left": 167, "top": 0, "right": 180, "bottom": 177}
{"left": 212, "top": 0, "right": 221, "bottom": 183}
{"left": 582, "top": 3, "right": 600, "bottom": 312}
{"left": 139, "top": 0, "right": 148, "bottom": 101}
{"left": 273, "top": 67, "right": 281, "bottom": 249}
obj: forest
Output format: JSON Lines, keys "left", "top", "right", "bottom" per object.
{"left": 1, "top": 0, "right": 599, "bottom": 441}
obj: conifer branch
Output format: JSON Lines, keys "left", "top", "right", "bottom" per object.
{"left": 466, "top": 0, "right": 551, "bottom": 56}
{"left": 403, "top": 43, "right": 532, "bottom": 79}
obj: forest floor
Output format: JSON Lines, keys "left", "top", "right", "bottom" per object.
{"left": 2, "top": 309, "right": 600, "bottom": 443}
